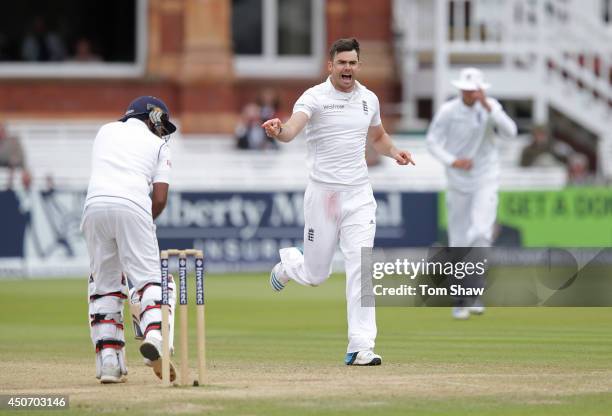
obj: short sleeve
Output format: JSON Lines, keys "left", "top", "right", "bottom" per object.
{"left": 293, "top": 91, "right": 317, "bottom": 118}
{"left": 369, "top": 94, "right": 382, "bottom": 127}
{"left": 153, "top": 143, "right": 171, "bottom": 184}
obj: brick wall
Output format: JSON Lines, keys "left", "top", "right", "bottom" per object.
{"left": 0, "top": 0, "right": 400, "bottom": 133}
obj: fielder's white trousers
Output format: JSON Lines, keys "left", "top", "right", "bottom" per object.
{"left": 447, "top": 185, "right": 498, "bottom": 247}
{"left": 280, "top": 181, "right": 377, "bottom": 353}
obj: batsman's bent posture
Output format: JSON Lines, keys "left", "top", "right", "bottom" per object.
{"left": 81, "top": 96, "right": 177, "bottom": 383}
{"left": 426, "top": 68, "right": 517, "bottom": 319}
{"left": 263, "top": 38, "right": 414, "bottom": 366}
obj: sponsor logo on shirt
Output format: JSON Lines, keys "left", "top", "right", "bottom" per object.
{"left": 307, "top": 227, "right": 315, "bottom": 242}
{"left": 362, "top": 100, "right": 368, "bottom": 114}
{"left": 323, "top": 104, "right": 345, "bottom": 111}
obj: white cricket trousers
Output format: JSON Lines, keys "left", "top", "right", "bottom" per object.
{"left": 280, "top": 181, "right": 377, "bottom": 353}
{"left": 447, "top": 185, "right": 498, "bottom": 247}
{"left": 81, "top": 202, "right": 163, "bottom": 347}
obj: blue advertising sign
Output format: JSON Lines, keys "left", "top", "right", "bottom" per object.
{"left": 155, "top": 191, "right": 439, "bottom": 272}
{"left": 0, "top": 189, "right": 438, "bottom": 276}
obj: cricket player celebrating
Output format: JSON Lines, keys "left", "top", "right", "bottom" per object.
{"left": 426, "top": 68, "right": 517, "bottom": 319}
{"left": 263, "top": 38, "right": 415, "bottom": 366}
{"left": 81, "top": 96, "right": 177, "bottom": 383}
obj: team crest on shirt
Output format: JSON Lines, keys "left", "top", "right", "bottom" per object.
{"left": 362, "top": 100, "right": 368, "bottom": 114}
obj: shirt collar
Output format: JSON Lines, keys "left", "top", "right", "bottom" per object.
{"left": 326, "top": 76, "right": 362, "bottom": 101}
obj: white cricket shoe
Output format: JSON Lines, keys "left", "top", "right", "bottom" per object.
{"left": 468, "top": 298, "right": 485, "bottom": 315}
{"left": 452, "top": 307, "right": 470, "bottom": 320}
{"left": 345, "top": 350, "right": 382, "bottom": 366}
{"left": 270, "top": 262, "right": 289, "bottom": 292}
{"left": 100, "top": 355, "right": 123, "bottom": 384}
{"left": 139, "top": 332, "right": 176, "bottom": 382}
{"left": 468, "top": 305, "right": 485, "bottom": 315}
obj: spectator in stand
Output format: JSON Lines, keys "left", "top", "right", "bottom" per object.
{"left": 520, "top": 124, "right": 572, "bottom": 167}
{"left": 257, "top": 89, "right": 280, "bottom": 122}
{"left": 235, "top": 102, "right": 277, "bottom": 150}
{"left": 0, "top": 124, "right": 32, "bottom": 206}
{"left": 71, "top": 37, "right": 102, "bottom": 62}
{"left": 21, "top": 16, "right": 67, "bottom": 61}
{"left": 256, "top": 89, "right": 280, "bottom": 150}
{"left": 0, "top": 123, "right": 26, "bottom": 169}
{"left": 567, "top": 152, "right": 595, "bottom": 186}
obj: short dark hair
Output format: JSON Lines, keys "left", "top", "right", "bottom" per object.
{"left": 329, "top": 38, "right": 360, "bottom": 61}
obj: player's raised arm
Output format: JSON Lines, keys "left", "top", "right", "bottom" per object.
{"left": 488, "top": 100, "right": 518, "bottom": 139}
{"left": 261, "top": 112, "right": 309, "bottom": 143}
{"left": 367, "top": 123, "right": 415, "bottom": 166}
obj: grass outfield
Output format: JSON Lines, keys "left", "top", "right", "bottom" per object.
{"left": 1, "top": 274, "right": 612, "bottom": 415}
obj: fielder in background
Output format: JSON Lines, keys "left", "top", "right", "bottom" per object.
{"left": 81, "top": 96, "right": 177, "bottom": 383}
{"left": 262, "top": 38, "right": 415, "bottom": 366}
{"left": 426, "top": 68, "right": 518, "bottom": 319}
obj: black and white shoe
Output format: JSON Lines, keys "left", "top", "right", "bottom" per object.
{"left": 140, "top": 333, "right": 176, "bottom": 382}
{"left": 345, "top": 350, "right": 382, "bottom": 366}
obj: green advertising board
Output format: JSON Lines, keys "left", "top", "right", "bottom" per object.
{"left": 438, "top": 187, "right": 612, "bottom": 246}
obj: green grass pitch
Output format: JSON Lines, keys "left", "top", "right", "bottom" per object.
{"left": 1, "top": 274, "right": 611, "bottom": 415}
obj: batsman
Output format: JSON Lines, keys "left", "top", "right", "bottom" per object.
{"left": 81, "top": 96, "right": 178, "bottom": 383}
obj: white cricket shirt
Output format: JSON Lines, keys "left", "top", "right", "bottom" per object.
{"left": 426, "top": 97, "right": 517, "bottom": 192}
{"left": 293, "top": 77, "right": 381, "bottom": 187}
{"left": 84, "top": 118, "right": 171, "bottom": 218}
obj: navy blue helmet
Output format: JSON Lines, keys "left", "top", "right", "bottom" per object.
{"left": 119, "top": 96, "right": 177, "bottom": 135}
